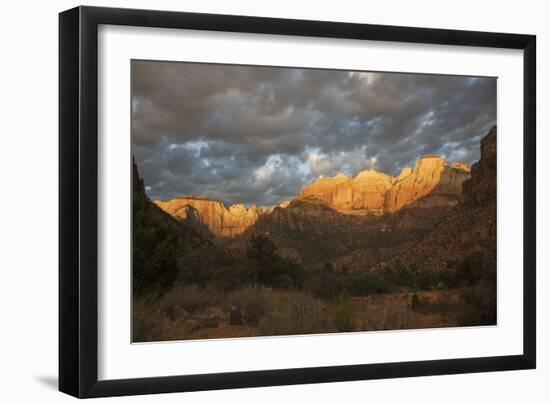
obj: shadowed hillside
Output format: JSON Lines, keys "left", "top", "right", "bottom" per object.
{"left": 132, "top": 158, "right": 211, "bottom": 297}
{"left": 383, "top": 126, "right": 497, "bottom": 273}
{"left": 226, "top": 198, "right": 455, "bottom": 271}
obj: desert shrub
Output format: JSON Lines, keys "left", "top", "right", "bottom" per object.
{"left": 360, "top": 305, "right": 419, "bottom": 331}
{"left": 456, "top": 285, "right": 496, "bottom": 326}
{"left": 135, "top": 284, "right": 332, "bottom": 341}
{"left": 226, "top": 285, "right": 268, "bottom": 325}
{"left": 410, "top": 292, "right": 421, "bottom": 311}
{"left": 273, "top": 273, "right": 294, "bottom": 290}
{"left": 247, "top": 234, "right": 277, "bottom": 261}
{"left": 132, "top": 299, "right": 162, "bottom": 342}
{"left": 208, "top": 262, "right": 256, "bottom": 292}
{"left": 304, "top": 270, "right": 345, "bottom": 299}
{"left": 323, "top": 262, "right": 335, "bottom": 272}
{"left": 437, "top": 269, "right": 459, "bottom": 289}
{"left": 226, "top": 284, "right": 264, "bottom": 307}
{"left": 383, "top": 266, "right": 463, "bottom": 291}
{"left": 332, "top": 293, "right": 357, "bottom": 332}
{"left": 132, "top": 159, "right": 209, "bottom": 297}
{"left": 409, "top": 292, "right": 458, "bottom": 315}
{"left": 133, "top": 192, "right": 183, "bottom": 297}
{"left": 157, "top": 284, "right": 218, "bottom": 315}
{"left": 132, "top": 296, "right": 177, "bottom": 342}
{"left": 180, "top": 247, "right": 243, "bottom": 285}
{"left": 256, "top": 289, "right": 329, "bottom": 335}
{"left": 244, "top": 299, "right": 266, "bottom": 326}
{"left": 452, "top": 252, "right": 496, "bottom": 326}
{"left": 177, "top": 244, "right": 261, "bottom": 292}
{"left": 387, "top": 266, "right": 416, "bottom": 288}
{"left": 381, "top": 253, "right": 494, "bottom": 293}
{"left": 246, "top": 235, "right": 305, "bottom": 289}
{"left": 277, "top": 257, "right": 306, "bottom": 289}
{"left": 456, "top": 253, "right": 484, "bottom": 286}
{"left": 345, "top": 272, "right": 391, "bottom": 295}
{"left": 304, "top": 269, "right": 396, "bottom": 299}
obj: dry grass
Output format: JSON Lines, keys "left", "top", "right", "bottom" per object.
{"left": 133, "top": 285, "right": 332, "bottom": 341}
{"left": 157, "top": 284, "right": 218, "bottom": 315}
{"left": 358, "top": 304, "right": 419, "bottom": 330}
{"left": 332, "top": 294, "right": 357, "bottom": 332}
{"left": 256, "top": 288, "right": 329, "bottom": 336}
{"left": 133, "top": 286, "right": 462, "bottom": 342}
{"left": 132, "top": 299, "right": 164, "bottom": 342}
{"left": 225, "top": 285, "right": 268, "bottom": 326}
{"left": 352, "top": 290, "right": 460, "bottom": 331}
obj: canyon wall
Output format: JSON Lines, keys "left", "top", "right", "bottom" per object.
{"left": 154, "top": 156, "right": 471, "bottom": 241}
{"left": 153, "top": 197, "right": 268, "bottom": 238}
{"left": 298, "top": 157, "right": 470, "bottom": 214}
{"left": 382, "top": 127, "right": 497, "bottom": 272}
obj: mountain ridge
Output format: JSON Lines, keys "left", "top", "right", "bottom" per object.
{"left": 380, "top": 126, "right": 497, "bottom": 272}
{"left": 154, "top": 155, "right": 471, "bottom": 238}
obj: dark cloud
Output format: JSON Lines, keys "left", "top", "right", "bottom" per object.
{"left": 132, "top": 60, "right": 496, "bottom": 206}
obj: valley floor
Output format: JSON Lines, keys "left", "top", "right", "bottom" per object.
{"left": 133, "top": 288, "right": 467, "bottom": 343}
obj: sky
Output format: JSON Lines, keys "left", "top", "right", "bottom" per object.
{"left": 132, "top": 60, "right": 496, "bottom": 206}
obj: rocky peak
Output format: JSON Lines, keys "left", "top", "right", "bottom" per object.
{"left": 396, "top": 166, "right": 413, "bottom": 181}
{"left": 418, "top": 155, "right": 445, "bottom": 164}
{"left": 333, "top": 172, "right": 349, "bottom": 180}
{"left": 355, "top": 168, "right": 390, "bottom": 179}
{"left": 386, "top": 156, "right": 470, "bottom": 212}
{"left": 278, "top": 200, "right": 291, "bottom": 209}
{"left": 132, "top": 157, "right": 145, "bottom": 196}
{"left": 228, "top": 203, "right": 250, "bottom": 215}
{"left": 462, "top": 126, "right": 496, "bottom": 205}
{"left": 154, "top": 197, "right": 263, "bottom": 238}
{"left": 299, "top": 155, "right": 470, "bottom": 215}
{"left": 451, "top": 162, "right": 471, "bottom": 172}
{"left": 410, "top": 156, "right": 446, "bottom": 182}
{"left": 153, "top": 152, "right": 473, "bottom": 239}
{"left": 383, "top": 126, "right": 496, "bottom": 272}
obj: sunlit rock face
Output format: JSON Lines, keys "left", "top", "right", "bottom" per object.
{"left": 383, "top": 127, "right": 497, "bottom": 272}
{"left": 386, "top": 156, "right": 471, "bottom": 212}
{"left": 154, "top": 155, "right": 471, "bottom": 239}
{"left": 297, "top": 158, "right": 470, "bottom": 215}
{"left": 153, "top": 197, "right": 263, "bottom": 238}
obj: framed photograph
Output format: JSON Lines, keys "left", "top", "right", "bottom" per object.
{"left": 59, "top": 6, "right": 536, "bottom": 398}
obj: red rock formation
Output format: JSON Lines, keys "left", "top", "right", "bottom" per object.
{"left": 382, "top": 127, "right": 497, "bottom": 272}
{"left": 154, "top": 197, "right": 264, "bottom": 238}
{"left": 298, "top": 157, "right": 470, "bottom": 215}
{"left": 154, "top": 156, "right": 471, "bottom": 241}
{"left": 462, "top": 127, "right": 497, "bottom": 206}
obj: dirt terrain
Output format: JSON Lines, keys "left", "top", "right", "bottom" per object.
{"left": 134, "top": 289, "right": 461, "bottom": 342}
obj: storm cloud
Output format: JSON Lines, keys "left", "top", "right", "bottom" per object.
{"left": 132, "top": 60, "right": 496, "bottom": 206}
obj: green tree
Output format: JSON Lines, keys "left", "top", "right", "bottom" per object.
{"left": 246, "top": 235, "right": 304, "bottom": 289}
{"left": 132, "top": 158, "right": 208, "bottom": 297}
{"left": 410, "top": 292, "right": 421, "bottom": 311}
{"left": 246, "top": 235, "right": 277, "bottom": 261}
{"left": 456, "top": 253, "right": 483, "bottom": 286}
{"left": 323, "top": 262, "right": 335, "bottom": 272}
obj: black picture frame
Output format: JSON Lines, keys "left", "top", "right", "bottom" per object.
{"left": 59, "top": 5, "right": 536, "bottom": 398}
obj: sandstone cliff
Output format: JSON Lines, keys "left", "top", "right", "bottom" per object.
{"left": 382, "top": 127, "right": 497, "bottom": 272}
{"left": 154, "top": 156, "right": 471, "bottom": 243}
{"left": 154, "top": 197, "right": 265, "bottom": 238}
{"left": 298, "top": 157, "right": 470, "bottom": 215}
